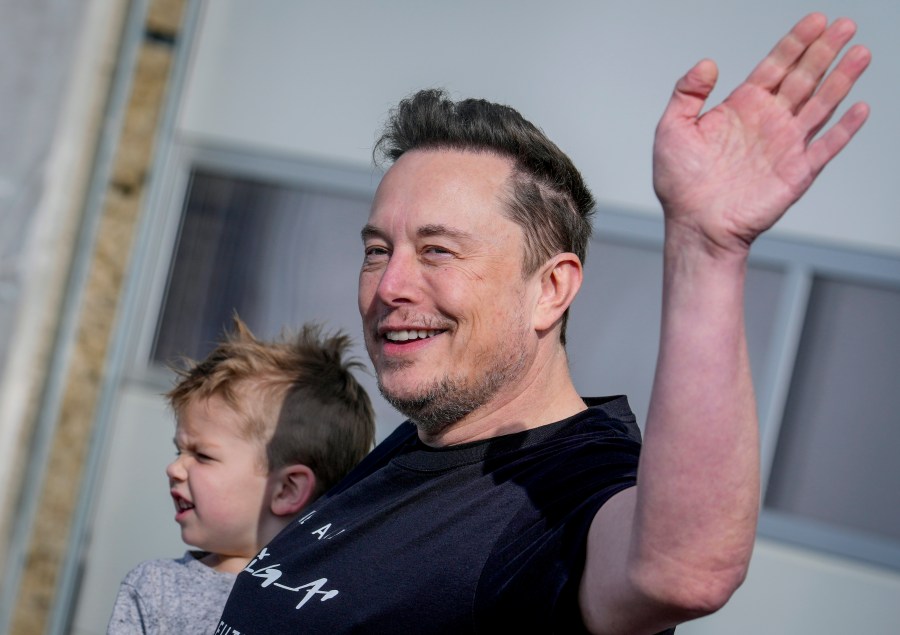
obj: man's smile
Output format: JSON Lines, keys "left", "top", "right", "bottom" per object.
{"left": 384, "top": 329, "right": 442, "bottom": 342}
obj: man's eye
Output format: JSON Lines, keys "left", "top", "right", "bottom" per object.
{"left": 422, "top": 245, "right": 455, "bottom": 261}
{"left": 364, "top": 245, "right": 389, "bottom": 258}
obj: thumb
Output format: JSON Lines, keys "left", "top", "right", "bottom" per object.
{"left": 661, "top": 59, "right": 719, "bottom": 123}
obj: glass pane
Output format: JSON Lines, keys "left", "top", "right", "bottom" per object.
{"left": 745, "top": 263, "right": 784, "bottom": 391}
{"left": 151, "top": 168, "right": 404, "bottom": 440}
{"left": 568, "top": 240, "right": 663, "bottom": 429}
{"left": 568, "top": 238, "right": 782, "bottom": 429}
{"left": 765, "top": 276, "right": 900, "bottom": 543}
{"left": 154, "top": 170, "right": 370, "bottom": 363}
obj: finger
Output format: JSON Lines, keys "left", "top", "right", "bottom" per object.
{"left": 776, "top": 18, "right": 858, "bottom": 113}
{"left": 745, "top": 13, "right": 828, "bottom": 91}
{"left": 806, "top": 101, "right": 869, "bottom": 176}
{"left": 659, "top": 59, "right": 719, "bottom": 125}
{"left": 798, "top": 44, "right": 871, "bottom": 140}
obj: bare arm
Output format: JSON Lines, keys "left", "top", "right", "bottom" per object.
{"left": 579, "top": 14, "right": 871, "bottom": 634}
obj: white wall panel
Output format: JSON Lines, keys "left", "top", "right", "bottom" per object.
{"left": 179, "top": 0, "right": 899, "bottom": 255}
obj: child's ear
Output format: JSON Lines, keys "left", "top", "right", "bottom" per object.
{"left": 269, "top": 464, "right": 316, "bottom": 517}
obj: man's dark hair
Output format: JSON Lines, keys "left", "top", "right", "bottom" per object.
{"left": 374, "top": 88, "right": 595, "bottom": 344}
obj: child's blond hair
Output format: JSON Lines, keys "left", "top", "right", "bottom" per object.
{"left": 166, "top": 317, "right": 375, "bottom": 496}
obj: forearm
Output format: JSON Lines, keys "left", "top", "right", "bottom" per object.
{"left": 632, "top": 224, "right": 760, "bottom": 606}
{"left": 581, "top": 226, "right": 761, "bottom": 635}
{"left": 580, "top": 15, "right": 868, "bottom": 633}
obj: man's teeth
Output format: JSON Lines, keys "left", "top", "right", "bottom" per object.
{"left": 385, "top": 330, "right": 439, "bottom": 342}
{"left": 176, "top": 499, "right": 194, "bottom": 511}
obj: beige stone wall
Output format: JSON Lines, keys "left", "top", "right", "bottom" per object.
{"left": 6, "top": 1, "right": 187, "bottom": 632}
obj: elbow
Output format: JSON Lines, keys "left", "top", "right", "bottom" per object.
{"left": 681, "top": 566, "right": 748, "bottom": 618}
{"left": 631, "top": 558, "right": 750, "bottom": 622}
{"left": 579, "top": 564, "right": 748, "bottom": 635}
{"left": 578, "top": 555, "right": 750, "bottom": 635}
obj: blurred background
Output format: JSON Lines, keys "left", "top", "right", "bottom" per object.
{"left": 0, "top": 1, "right": 898, "bottom": 633}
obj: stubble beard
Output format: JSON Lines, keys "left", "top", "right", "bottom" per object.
{"left": 376, "top": 328, "right": 530, "bottom": 437}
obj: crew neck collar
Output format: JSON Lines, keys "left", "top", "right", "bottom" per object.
{"left": 392, "top": 396, "right": 633, "bottom": 472}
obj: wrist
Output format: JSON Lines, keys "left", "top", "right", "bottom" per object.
{"left": 663, "top": 216, "right": 753, "bottom": 268}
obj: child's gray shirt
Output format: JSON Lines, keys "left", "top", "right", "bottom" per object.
{"left": 107, "top": 551, "right": 236, "bottom": 634}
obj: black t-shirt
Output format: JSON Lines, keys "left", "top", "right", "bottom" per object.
{"left": 218, "top": 396, "right": 673, "bottom": 634}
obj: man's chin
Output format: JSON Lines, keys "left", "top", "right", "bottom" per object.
{"left": 378, "top": 378, "right": 484, "bottom": 435}
{"left": 375, "top": 366, "right": 428, "bottom": 397}
{"left": 376, "top": 381, "right": 427, "bottom": 412}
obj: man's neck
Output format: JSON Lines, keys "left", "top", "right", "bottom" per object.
{"left": 417, "top": 346, "right": 586, "bottom": 447}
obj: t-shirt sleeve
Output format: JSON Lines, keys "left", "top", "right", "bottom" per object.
{"left": 475, "top": 431, "right": 642, "bottom": 634}
{"left": 107, "top": 574, "right": 153, "bottom": 635}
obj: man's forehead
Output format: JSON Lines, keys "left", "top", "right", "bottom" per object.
{"left": 368, "top": 149, "right": 514, "bottom": 225}
{"left": 378, "top": 148, "right": 511, "bottom": 192}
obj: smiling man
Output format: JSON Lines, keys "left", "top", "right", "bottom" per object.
{"left": 219, "top": 14, "right": 870, "bottom": 634}
{"left": 359, "top": 148, "right": 581, "bottom": 444}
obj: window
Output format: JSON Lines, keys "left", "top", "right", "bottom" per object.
{"left": 764, "top": 275, "right": 900, "bottom": 562}
{"left": 144, "top": 157, "right": 403, "bottom": 442}
{"left": 143, "top": 148, "right": 900, "bottom": 570}
{"left": 153, "top": 169, "right": 373, "bottom": 364}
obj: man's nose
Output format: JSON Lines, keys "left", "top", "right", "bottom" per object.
{"left": 374, "top": 249, "right": 421, "bottom": 306}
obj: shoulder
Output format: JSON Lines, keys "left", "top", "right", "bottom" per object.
{"left": 479, "top": 397, "right": 642, "bottom": 514}
{"left": 506, "top": 396, "right": 642, "bottom": 467}
{"left": 110, "top": 552, "right": 236, "bottom": 634}
{"left": 119, "top": 557, "right": 175, "bottom": 589}
{"left": 535, "top": 396, "right": 644, "bottom": 469}
{"left": 471, "top": 399, "right": 643, "bottom": 630}
{"left": 576, "top": 395, "right": 642, "bottom": 441}
{"left": 109, "top": 560, "right": 178, "bottom": 633}
{"left": 121, "top": 552, "right": 229, "bottom": 589}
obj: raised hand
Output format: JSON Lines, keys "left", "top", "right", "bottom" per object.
{"left": 653, "top": 13, "right": 871, "bottom": 255}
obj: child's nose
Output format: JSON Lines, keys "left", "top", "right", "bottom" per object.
{"left": 165, "top": 456, "right": 185, "bottom": 481}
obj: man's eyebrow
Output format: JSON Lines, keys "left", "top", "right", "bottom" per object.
{"left": 417, "top": 224, "right": 475, "bottom": 241}
{"left": 360, "top": 224, "right": 384, "bottom": 242}
{"left": 361, "top": 224, "right": 476, "bottom": 242}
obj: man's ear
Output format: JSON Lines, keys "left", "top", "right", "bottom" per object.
{"left": 269, "top": 464, "right": 316, "bottom": 517}
{"left": 533, "top": 252, "right": 583, "bottom": 333}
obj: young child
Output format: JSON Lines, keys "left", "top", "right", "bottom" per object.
{"left": 107, "top": 318, "right": 375, "bottom": 634}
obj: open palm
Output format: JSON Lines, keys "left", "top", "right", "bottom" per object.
{"left": 653, "top": 14, "right": 870, "bottom": 255}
